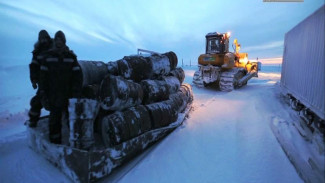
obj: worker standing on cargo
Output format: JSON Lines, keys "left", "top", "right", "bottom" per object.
{"left": 39, "top": 30, "right": 82, "bottom": 144}
{"left": 28, "top": 30, "right": 53, "bottom": 128}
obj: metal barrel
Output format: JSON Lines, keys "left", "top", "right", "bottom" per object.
{"left": 169, "top": 67, "right": 185, "bottom": 84}
{"left": 145, "top": 99, "right": 179, "bottom": 129}
{"left": 101, "top": 105, "right": 152, "bottom": 147}
{"left": 140, "top": 80, "right": 169, "bottom": 104}
{"left": 116, "top": 55, "right": 151, "bottom": 82}
{"left": 99, "top": 74, "right": 143, "bottom": 111}
{"left": 162, "top": 51, "right": 178, "bottom": 70}
{"left": 101, "top": 112, "right": 128, "bottom": 146}
{"left": 78, "top": 61, "right": 109, "bottom": 87}
{"left": 123, "top": 106, "right": 152, "bottom": 139}
{"left": 179, "top": 83, "right": 194, "bottom": 103}
{"left": 82, "top": 84, "right": 100, "bottom": 99}
{"left": 169, "top": 83, "right": 194, "bottom": 113}
{"left": 169, "top": 91, "right": 187, "bottom": 113}
{"left": 106, "top": 61, "right": 119, "bottom": 75}
{"left": 68, "top": 98, "right": 99, "bottom": 150}
{"left": 115, "top": 51, "right": 178, "bottom": 82}
{"left": 163, "top": 76, "right": 180, "bottom": 94}
{"left": 140, "top": 76, "right": 180, "bottom": 104}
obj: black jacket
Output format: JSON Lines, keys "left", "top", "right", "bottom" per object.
{"left": 29, "top": 40, "right": 53, "bottom": 84}
{"left": 39, "top": 47, "right": 82, "bottom": 108}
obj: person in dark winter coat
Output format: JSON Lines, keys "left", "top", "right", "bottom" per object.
{"left": 28, "top": 30, "right": 53, "bottom": 127}
{"left": 39, "top": 30, "right": 82, "bottom": 144}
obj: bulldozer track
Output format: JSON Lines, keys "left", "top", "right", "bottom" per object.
{"left": 192, "top": 70, "right": 204, "bottom": 87}
{"left": 219, "top": 68, "right": 246, "bottom": 92}
{"left": 219, "top": 75, "right": 235, "bottom": 92}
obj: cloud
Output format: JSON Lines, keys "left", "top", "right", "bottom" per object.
{"left": 251, "top": 57, "right": 283, "bottom": 65}
{"left": 0, "top": 1, "right": 123, "bottom": 45}
{"left": 87, "top": 32, "right": 114, "bottom": 44}
{"left": 243, "top": 41, "right": 284, "bottom": 52}
{"left": 0, "top": 0, "right": 323, "bottom": 67}
{"left": 0, "top": 2, "right": 91, "bottom": 44}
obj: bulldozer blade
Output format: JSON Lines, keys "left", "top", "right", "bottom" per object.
{"left": 238, "top": 71, "right": 257, "bottom": 86}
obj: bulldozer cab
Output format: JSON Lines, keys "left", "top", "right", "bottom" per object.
{"left": 205, "top": 32, "right": 229, "bottom": 54}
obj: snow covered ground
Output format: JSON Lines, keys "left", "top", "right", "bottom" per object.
{"left": 0, "top": 64, "right": 303, "bottom": 183}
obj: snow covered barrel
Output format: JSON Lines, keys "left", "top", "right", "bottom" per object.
{"left": 78, "top": 61, "right": 109, "bottom": 87}
{"left": 169, "top": 84, "right": 194, "bottom": 113}
{"left": 106, "top": 61, "right": 118, "bottom": 75}
{"left": 101, "top": 105, "right": 152, "bottom": 146}
{"left": 163, "top": 76, "right": 181, "bottom": 93}
{"left": 146, "top": 99, "right": 179, "bottom": 128}
{"left": 169, "top": 67, "right": 185, "bottom": 84}
{"left": 116, "top": 51, "right": 178, "bottom": 82}
{"left": 163, "top": 51, "right": 178, "bottom": 70}
{"left": 179, "top": 84, "right": 194, "bottom": 103}
{"left": 140, "top": 76, "right": 180, "bottom": 104}
{"left": 169, "top": 92, "right": 187, "bottom": 113}
{"left": 68, "top": 98, "right": 99, "bottom": 150}
{"left": 140, "top": 80, "right": 169, "bottom": 104}
{"left": 169, "top": 91, "right": 187, "bottom": 112}
{"left": 100, "top": 75, "right": 143, "bottom": 111}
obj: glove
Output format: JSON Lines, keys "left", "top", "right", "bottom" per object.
{"left": 32, "top": 81, "right": 38, "bottom": 89}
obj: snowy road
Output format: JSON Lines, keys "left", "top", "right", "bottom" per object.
{"left": 117, "top": 67, "right": 302, "bottom": 183}
{"left": 0, "top": 65, "right": 302, "bottom": 183}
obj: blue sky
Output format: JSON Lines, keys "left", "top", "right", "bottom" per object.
{"left": 0, "top": 0, "right": 323, "bottom": 66}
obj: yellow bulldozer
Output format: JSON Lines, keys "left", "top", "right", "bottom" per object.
{"left": 193, "top": 32, "right": 258, "bottom": 91}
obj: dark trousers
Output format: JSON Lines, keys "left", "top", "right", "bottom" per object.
{"left": 49, "top": 106, "right": 64, "bottom": 144}
{"left": 29, "top": 91, "right": 43, "bottom": 126}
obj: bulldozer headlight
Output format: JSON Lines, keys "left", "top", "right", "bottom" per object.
{"left": 226, "top": 32, "right": 231, "bottom": 38}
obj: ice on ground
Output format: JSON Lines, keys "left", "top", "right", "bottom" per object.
{"left": 0, "top": 64, "right": 303, "bottom": 183}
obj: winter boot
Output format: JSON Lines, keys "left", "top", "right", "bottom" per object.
{"left": 28, "top": 94, "right": 42, "bottom": 128}
{"left": 28, "top": 110, "right": 40, "bottom": 128}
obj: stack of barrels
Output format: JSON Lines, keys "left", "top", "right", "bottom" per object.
{"left": 71, "top": 51, "right": 193, "bottom": 149}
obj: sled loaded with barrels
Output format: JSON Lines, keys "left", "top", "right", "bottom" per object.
{"left": 27, "top": 51, "right": 193, "bottom": 183}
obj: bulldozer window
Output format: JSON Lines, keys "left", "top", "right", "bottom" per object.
{"left": 207, "top": 38, "right": 220, "bottom": 53}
